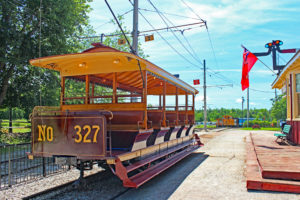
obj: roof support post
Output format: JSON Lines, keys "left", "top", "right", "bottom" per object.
{"left": 143, "top": 70, "right": 148, "bottom": 129}
{"left": 113, "top": 72, "right": 117, "bottom": 103}
{"left": 85, "top": 75, "right": 89, "bottom": 104}
{"left": 159, "top": 94, "right": 161, "bottom": 109}
{"left": 192, "top": 94, "right": 195, "bottom": 124}
{"left": 176, "top": 87, "right": 179, "bottom": 126}
{"left": 163, "top": 80, "right": 166, "bottom": 127}
{"left": 185, "top": 92, "right": 188, "bottom": 124}
{"left": 61, "top": 77, "right": 65, "bottom": 105}
{"left": 91, "top": 83, "right": 95, "bottom": 104}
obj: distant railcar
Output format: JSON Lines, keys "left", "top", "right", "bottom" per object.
{"left": 27, "top": 43, "right": 203, "bottom": 188}
{"left": 216, "top": 115, "right": 239, "bottom": 127}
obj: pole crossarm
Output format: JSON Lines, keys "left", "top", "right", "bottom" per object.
{"left": 195, "top": 84, "right": 233, "bottom": 88}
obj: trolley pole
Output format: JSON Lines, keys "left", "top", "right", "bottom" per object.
{"left": 132, "top": 0, "right": 139, "bottom": 55}
{"left": 247, "top": 88, "right": 249, "bottom": 127}
{"left": 203, "top": 60, "right": 207, "bottom": 132}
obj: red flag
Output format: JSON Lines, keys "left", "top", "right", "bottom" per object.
{"left": 241, "top": 47, "right": 257, "bottom": 91}
{"left": 193, "top": 79, "right": 200, "bottom": 85}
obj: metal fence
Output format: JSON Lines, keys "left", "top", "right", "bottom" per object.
{"left": 0, "top": 143, "right": 71, "bottom": 190}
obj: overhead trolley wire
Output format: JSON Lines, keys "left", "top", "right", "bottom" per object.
{"left": 158, "top": 12, "right": 204, "bottom": 65}
{"left": 128, "top": 0, "right": 202, "bottom": 69}
{"left": 146, "top": 0, "right": 235, "bottom": 85}
{"left": 93, "top": 9, "right": 133, "bottom": 30}
{"left": 139, "top": 8, "right": 201, "bottom": 21}
{"left": 180, "top": 0, "right": 220, "bottom": 71}
{"left": 180, "top": 0, "right": 206, "bottom": 23}
{"left": 147, "top": 0, "right": 204, "bottom": 67}
{"left": 250, "top": 88, "right": 275, "bottom": 94}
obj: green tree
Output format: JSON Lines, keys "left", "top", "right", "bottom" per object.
{"left": 0, "top": 0, "right": 92, "bottom": 109}
{"left": 270, "top": 95, "right": 287, "bottom": 121}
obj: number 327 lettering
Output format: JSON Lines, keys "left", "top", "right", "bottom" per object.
{"left": 74, "top": 125, "right": 100, "bottom": 143}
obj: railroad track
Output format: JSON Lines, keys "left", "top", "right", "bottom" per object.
{"left": 22, "top": 168, "right": 136, "bottom": 200}
{"left": 22, "top": 169, "right": 113, "bottom": 200}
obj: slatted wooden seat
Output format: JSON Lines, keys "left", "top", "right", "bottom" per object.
{"left": 274, "top": 124, "right": 291, "bottom": 143}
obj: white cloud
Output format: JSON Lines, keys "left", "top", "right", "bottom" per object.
{"left": 182, "top": 0, "right": 287, "bottom": 33}
{"left": 236, "top": 98, "right": 242, "bottom": 103}
{"left": 195, "top": 95, "right": 204, "bottom": 102}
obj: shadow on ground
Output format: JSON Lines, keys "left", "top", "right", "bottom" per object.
{"left": 117, "top": 152, "right": 209, "bottom": 200}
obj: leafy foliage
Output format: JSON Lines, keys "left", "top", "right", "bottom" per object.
{"left": 270, "top": 94, "right": 287, "bottom": 121}
{"left": 0, "top": 0, "right": 93, "bottom": 117}
{"left": 195, "top": 108, "right": 271, "bottom": 122}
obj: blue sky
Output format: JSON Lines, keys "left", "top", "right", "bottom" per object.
{"left": 87, "top": 0, "right": 300, "bottom": 109}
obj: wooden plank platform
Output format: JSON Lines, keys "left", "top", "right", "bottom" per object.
{"left": 246, "top": 132, "right": 300, "bottom": 193}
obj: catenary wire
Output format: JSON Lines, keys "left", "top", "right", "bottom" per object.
{"left": 139, "top": 8, "right": 200, "bottom": 21}
{"left": 147, "top": 0, "right": 204, "bottom": 66}
{"left": 128, "top": 0, "right": 202, "bottom": 69}
{"left": 93, "top": 9, "right": 133, "bottom": 30}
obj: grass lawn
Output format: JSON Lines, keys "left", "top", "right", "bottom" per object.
{"left": 1, "top": 119, "right": 31, "bottom": 133}
{"left": 241, "top": 127, "right": 281, "bottom": 131}
{"left": 195, "top": 125, "right": 217, "bottom": 129}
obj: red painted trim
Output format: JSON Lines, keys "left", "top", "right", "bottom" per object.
{"left": 262, "top": 171, "right": 300, "bottom": 181}
{"left": 115, "top": 158, "right": 137, "bottom": 188}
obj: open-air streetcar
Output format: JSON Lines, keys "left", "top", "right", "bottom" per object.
{"left": 27, "top": 43, "right": 202, "bottom": 188}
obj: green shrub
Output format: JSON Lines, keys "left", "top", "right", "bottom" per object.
{"left": 243, "top": 119, "right": 275, "bottom": 128}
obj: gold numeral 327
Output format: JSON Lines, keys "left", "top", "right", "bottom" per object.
{"left": 74, "top": 125, "right": 100, "bottom": 143}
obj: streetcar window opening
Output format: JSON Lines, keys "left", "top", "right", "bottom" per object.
{"left": 117, "top": 90, "right": 142, "bottom": 103}
{"left": 89, "top": 82, "right": 113, "bottom": 104}
{"left": 64, "top": 76, "right": 86, "bottom": 105}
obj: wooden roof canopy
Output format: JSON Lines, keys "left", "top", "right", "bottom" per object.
{"left": 30, "top": 43, "right": 198, "bottom": 95}
{"left": 272, "top": 51, "right": 300, "bottom": 89}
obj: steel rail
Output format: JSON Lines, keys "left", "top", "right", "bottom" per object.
{"left": 22, "top": 170, "right": 112, "bottom": 200}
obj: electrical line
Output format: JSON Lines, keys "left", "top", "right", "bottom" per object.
{"left": 180, "top": 0, "right": 221, "bottom": 73}
{"left": 249, "top": 88, "right": 276, "bottom": 94}
{"left": 158, "top": 12, "right": 204, "bottom": 65}
{"left": 179, "top": 0, "right": 234, "bottom": 84}
{"left": 180, "top": 0, "right": 206, "bottom": 23}
{"left": 139, "top": 8, "right": 200, "bottom": 21}
{"left": 133, "top": 0, "right": 232, "bottom": 85}
{"left": 93, "top": 9, "right": 133, "bottom": 30}
{"left": 147, "top": 0, "right": 204, "bottom": 67}
{"left": 128, "top": 0, "right": 202, "bottom": 69}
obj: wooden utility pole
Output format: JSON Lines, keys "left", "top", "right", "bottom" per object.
{"left": 132, "top": 0, "right": 139, "bottom": 55}
{"left": 203, "top": 60, "right": 207, "bottom": 132}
